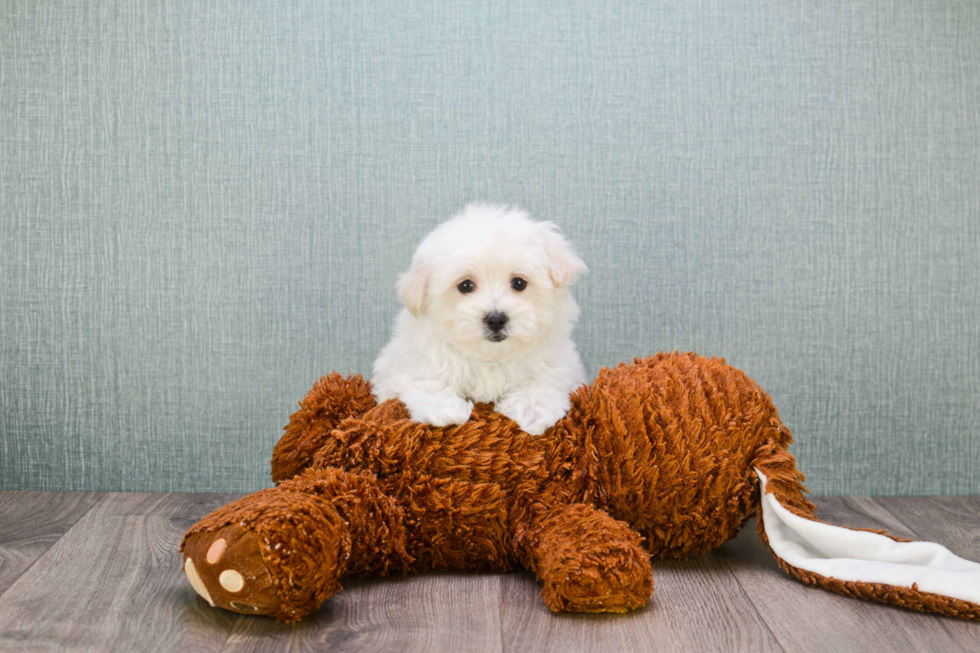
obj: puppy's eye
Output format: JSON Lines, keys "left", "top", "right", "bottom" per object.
{"left": 511, "top": 277, "right": 527, "bottom": 291}
{"left": 458, "top": 280, "right": 476, "bottom": 294}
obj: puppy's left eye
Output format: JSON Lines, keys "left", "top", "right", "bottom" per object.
{"left": 511, "top": 277, "right": 527, "bottom": 291}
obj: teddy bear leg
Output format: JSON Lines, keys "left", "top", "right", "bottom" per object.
{"left": 181, "top": 467, "right": 413, "bottom": 622}
{"left": 513, "top": 503, "right": 653, "bottom": 613}
{"left": 271, "top": 373, "right": 377, "bottom": 482}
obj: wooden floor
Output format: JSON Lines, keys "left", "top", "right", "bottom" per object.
{"left": 0, "top": 492, "right": 977, "bottom": 653}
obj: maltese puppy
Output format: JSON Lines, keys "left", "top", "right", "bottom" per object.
{"left": 371, "top": 203, "right": 588, "bottom": 435}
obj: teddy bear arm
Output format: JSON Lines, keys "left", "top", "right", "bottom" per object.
{"left": 271, "top": 373, "right": 379, "bottom": 482}
{"left": 513, "top": 502, "right": 653, "bottom": 613}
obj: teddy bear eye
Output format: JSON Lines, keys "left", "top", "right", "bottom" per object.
{"left": 458, "top": 280, "right": 476, "bottom": 294}
{"left": 511, "top": 277, "right": 527, "bottom": 291}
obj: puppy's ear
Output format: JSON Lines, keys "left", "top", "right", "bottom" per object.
{"left": 540, "top": 223, "right": 588, "bottom": 288}
{"left": 397, "top": 262, "right": 428, "bottom": 317}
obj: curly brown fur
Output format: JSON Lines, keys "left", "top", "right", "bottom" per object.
{"left": 272, "top": 373, "right": 377, "bottom": 483}
{"left": 184, "top": 487, "right": 350, "bottom": 622}
{"left": 181, "top": 352, "right": 980, "bottom": 623}
{"left": 515, "top": 502, "right": 653, "bottom": 612}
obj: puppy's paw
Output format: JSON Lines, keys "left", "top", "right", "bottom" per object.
{"left": 405, "top": 393, "right": 474, "bottom": 427}
{"left": 496, "top": 393, "right": 570, "bottom": 436}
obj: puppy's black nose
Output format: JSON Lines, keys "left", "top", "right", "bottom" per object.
{"left": 484, "top": 312, "right": 508, "bottom": 333}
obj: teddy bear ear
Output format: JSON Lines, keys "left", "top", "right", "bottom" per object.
{"left": 539, "top": 222, "right": 588, "bottom": 288}
{"left": 397, "top": 261, "right": 429, "bottom": 317}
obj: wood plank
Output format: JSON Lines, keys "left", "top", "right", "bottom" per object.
{"left": 222, "top": 572, "right": 503, "bottom": 653}
{"left": 500, "top": 552, "right": 784, "bottom": 653}
{"left": 871, "top": 496, "right": 980, "bottom": 649}
{"left": 0, "top": 491, "right": 104, "bottom": 597}
{"left": 873, "top": 496, "right": 980, "bottom": 560}
{"left": 1, "top": 491, "right": 977, "bottom": 652}
{"left": 717, "top": 497, "right": 980, "bottom": 653}
{"left": 0, "top": 492, "right": 244, "bottom": 653}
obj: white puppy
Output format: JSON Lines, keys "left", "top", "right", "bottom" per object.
{"left": 371, "top": 203, "right": 588, "bottom": 435}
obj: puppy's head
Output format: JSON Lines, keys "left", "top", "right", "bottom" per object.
{"left": 397, "top": 203, "right": 587, "bottom": 358}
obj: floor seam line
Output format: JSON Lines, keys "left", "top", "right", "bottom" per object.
{"left": 0, "top": 491, "right": 107, "bottom": 603}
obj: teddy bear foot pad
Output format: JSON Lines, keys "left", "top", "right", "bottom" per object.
{"left": 183, "top": 524, "right": 282, "bottom": 615}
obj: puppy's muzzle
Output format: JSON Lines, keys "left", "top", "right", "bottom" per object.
{"left": 484, "top": 312, "right": 508, "bottom": 341}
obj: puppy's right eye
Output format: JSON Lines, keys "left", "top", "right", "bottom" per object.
{"left": 458, "top": 280, "right": 476, "bottom": 294}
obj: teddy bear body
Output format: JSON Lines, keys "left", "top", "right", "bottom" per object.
{"left": 183, "top": 352, "right": 819, "bottom": 621}
{"left": 183, "top": 351, "right": 980, "bottom": 623}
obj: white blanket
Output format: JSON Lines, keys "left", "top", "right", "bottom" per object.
{"left": 756, "top": 469, "right": 980, "bottom": 604}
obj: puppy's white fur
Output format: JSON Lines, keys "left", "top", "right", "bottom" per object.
{"left": 371, "top": 203, "right": 588, "bottom": 435}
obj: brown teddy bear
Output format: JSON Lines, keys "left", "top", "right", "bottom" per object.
{"left": 181, "top": 352, "right": 980, "bottom": 623}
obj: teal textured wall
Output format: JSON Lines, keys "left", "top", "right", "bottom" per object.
{"left": 2, "top": 1, "right": 978, "bottom": 494}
